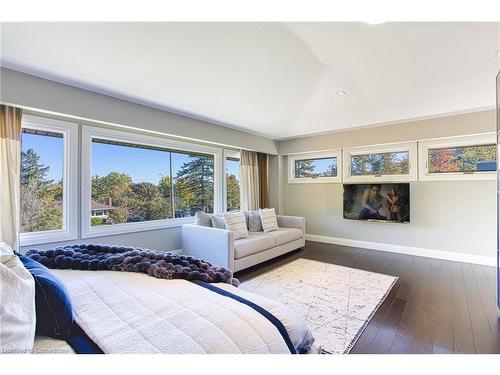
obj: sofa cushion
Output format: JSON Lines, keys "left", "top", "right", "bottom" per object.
{"left": 223, "top": 211, "right": 248, "bottom": 240}
{"left": 210, "top": 215, "right": 226, "bottom": 229}
{"left": 259, "top": 208, "right": 279, "bottom": 232}
{"left": 234, "top": 233, "right": 275, "bottom": 259}
{"left": 194, "top": 211, "right": 212, "bottom": 227}
{"left": 264, "top": 228, "right": 304, "bottom": 247}
{"left": 247, "top": 210, "right": 263, "bottom": 232}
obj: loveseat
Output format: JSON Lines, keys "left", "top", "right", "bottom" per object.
{"left": 182, "top": 213, "right": 305, "bottom": 272}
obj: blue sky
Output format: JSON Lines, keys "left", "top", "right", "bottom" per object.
{"left": 311, "top": 158, "right": 336, "bottom": 172}
{"left": 297, "top": 157, "right": 337, "bottom": 173}
{"left": 22, "top": 133, "right": 63, "bottom": 181}
{"left": 23, "top": 133, "right": 240, "bottom": 184}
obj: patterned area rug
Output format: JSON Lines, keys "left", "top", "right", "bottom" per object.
{"left": 240, "top": 258, "right": 398, "bottom": 354}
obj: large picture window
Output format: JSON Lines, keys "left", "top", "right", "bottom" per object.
{"left": 419, "top": 134, "right": 496, "bottom": 181}
{"left": 343, "top": 142, "right": 417, "bottom": 183}
{"left": 288, "top": 151, "right": 341, "bottom": 183}
{"left": 20, "top": 116, "right": 77, "bottom": 246}
{"left": 82, "top": 126, "right": 221, "bottom": 238}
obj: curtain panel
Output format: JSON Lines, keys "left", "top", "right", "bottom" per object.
{"left": 257, "top": 152, "right": 269, "bottom": 209}
{"left": 240, "top": 150, "right": 260, "bottom": 211}
{"left": 240, "top": 150, "right": 270, "bottom": 211}
{"left": 0, "top": 105, "right": 23, "bottom": 250}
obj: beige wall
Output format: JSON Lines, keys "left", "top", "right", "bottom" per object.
{"left": 278, "top": 111, "right": 497, "bottom": 260}
{"left": 278, "top": 110, "right": 495, "bottom": 154}
{"left": 0, "top": 68, "right": 278, "bottom": 154}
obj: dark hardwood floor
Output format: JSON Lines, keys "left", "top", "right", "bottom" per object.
{"left": 235, "top": 241, "right": 500, "bottom": 354}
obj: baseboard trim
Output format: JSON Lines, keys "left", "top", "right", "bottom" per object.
{"left": 305, "top": 234, "right": 496, "bottom": 266}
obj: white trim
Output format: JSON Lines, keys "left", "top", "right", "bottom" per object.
{"left": 288, "top": 150, "right": 342, "bottom": 184}
{"left": 81, "top": 126, "right": 222, "bottom": 239}
{"left": 418, "top": 133, "right": 496, "bottom": 181}
{"left": 342, "top": 142, "right": 417, "bottom": 183}
{"left": 305, "top": 234, "right": 496, "bottom": 266}
{"left": 223, "top": 149, "right": 240, "bottom": 212}
{"left": 20, "top": 115, "right": 78, "bottom": 246}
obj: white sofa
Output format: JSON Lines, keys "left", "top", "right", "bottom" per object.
{"left": 182, "top": 215, "right": 305, "bottom": 272}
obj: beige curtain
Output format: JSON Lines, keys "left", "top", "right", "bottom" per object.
{"left": 0, "top": 105, "right": 23, "bottom": 250}
{"left": 240, "top": 150, "right": 260, "bottom": 211}
{"left": 257, "top": 153, "right": 269, "bottom": 209}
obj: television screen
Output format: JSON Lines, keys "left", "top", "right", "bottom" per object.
{"left": 343, "top": 183, "right": 410, "bottom": 223}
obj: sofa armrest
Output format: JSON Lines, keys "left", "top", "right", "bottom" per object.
{"left": 277, "top": 215, "right": 306, "bottom": 236}
{"left": 181, "top": 224, "right": 235, "bottom": 271}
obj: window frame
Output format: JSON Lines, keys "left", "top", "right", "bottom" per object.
{"left": 418, "top": 133, "right": 496, "bottom": 181}
{"left": 342, "top": 142, "right": 417, "bottom": 183}
{"left": 81, "top": 126, "right": 222, "bottom": 239}
{"left": 223, "top": 149, "right": 241, "bottom": 212}
{"left": 20, "top": 115, "right": 78, "bottom": 246}
{"left": 288, "top": 150, "right": 342, "bottom": 184}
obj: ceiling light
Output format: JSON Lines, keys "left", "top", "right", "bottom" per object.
{"left": 496, "top": 50, "right": 500, "bottom": 57}
{"left": 337, "top": 90, "right": 348, "bottom": 96}
{"left": 364, "top": 21, "right": 387, "bottom": 25}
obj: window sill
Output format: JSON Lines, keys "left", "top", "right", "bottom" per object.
{"left": 288, "top": 177, "right": 341, "bottom": 184}
{"left": 81, "top": 216, "right": 196, "bottom": 239}
{"left": 342, "top": 175, "right": 417, "bottom": 183}
{"left": 20, "top": 230, "right": 78, "bottom": 247}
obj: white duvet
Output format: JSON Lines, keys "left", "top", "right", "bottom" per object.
{"left": 52, "top": 270, "right": 313, "bottom": 354}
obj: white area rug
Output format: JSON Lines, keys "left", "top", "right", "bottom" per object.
{"left": 240, "top": 258, "right": 398, "bottom": 354}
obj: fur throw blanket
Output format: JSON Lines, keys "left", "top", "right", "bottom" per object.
{"left": 25, "top": 244, "right": 239, "bottom": 287}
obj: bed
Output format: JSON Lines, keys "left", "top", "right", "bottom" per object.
{"left": 34, "top": 269, "right": 314, "bottom": 354}
{"left": 1, "top": 243, "right": 314, "bottom": 354}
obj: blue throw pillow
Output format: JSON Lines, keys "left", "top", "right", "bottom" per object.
{"left": 18, "top": 255, "right": 74, "bottom": 339}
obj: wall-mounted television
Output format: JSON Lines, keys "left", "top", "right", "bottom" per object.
{"left": 343, "top": 183, "right": 410, "bottom": 223}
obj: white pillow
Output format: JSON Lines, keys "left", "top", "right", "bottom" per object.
{"left": 210, "top": 214, "right": 226, "bottom": 229}
{"left": 194, "top": 211, "right": 212, "bottom": 227}
{"left": 223, "top": 211, "right": 248, "bottom": 240}
{"left": 0, "top": 242, "right": 36, "bottom": 353}
{"left": 0, "top": 241, "right": 14, "bottom": 255}
{"left": 259, "top": 208, "right": 279, "bottom": 233}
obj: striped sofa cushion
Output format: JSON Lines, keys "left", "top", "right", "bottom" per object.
{"left": 223, "top": 211, "right": 248, "bottom": 240}
{"left": 259, "top": 208, "right": 279, "bottom": 233}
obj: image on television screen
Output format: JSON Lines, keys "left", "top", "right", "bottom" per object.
{"left": 343, "top": 183, "right": 410, "bottom": 223}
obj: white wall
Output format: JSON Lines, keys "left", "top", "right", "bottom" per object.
{"left": 20, "top": 227, "right": 181, "bottom": 253}
{"left": 277, "top": 110, "right": 497, "bottom": 265}
{"left": 284, "top": 177, "right": 496, "bottom": 262}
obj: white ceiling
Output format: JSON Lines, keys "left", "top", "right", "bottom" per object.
{"left": 1, "top": 22, "right": 499, "bottom": 139}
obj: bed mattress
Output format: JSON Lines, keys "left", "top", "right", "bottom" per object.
{"left": 51, "top": 270, "right": 314, "bottom": 354}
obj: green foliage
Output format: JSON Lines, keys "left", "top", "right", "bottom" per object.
{"left": 91, "top": 217, "right": 106, "bottom": 226}
{"left": 351, "top": 152, "right": 409, "bottom": 176}
{"left": 428, "top": 144, "right": 496, "bottom": 173}
{"left": 158, "top": 175, "right": 172, "bottom": 200}
{"left": 90, "top": 154, "right": 215, "bottom": 224}
{"left": 295, "top": 160, "right": 315, "bottom": 177}
{"left": 295, "top": 158, "right": 337, "bottom": 178}
{"left": 226, "top": 174, "right": 240, "bottom": 211}
{"left": 174, "top": 155, "right": 214, "bottom": 214}
{"left": 91, "top": 172, "right": 132, "bottom": 203}
{"left": 20, "top": 149, "right": 63, "bottom": 233}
